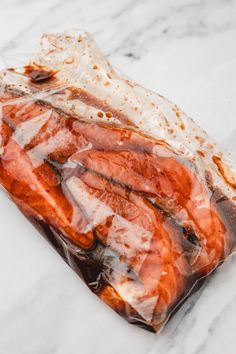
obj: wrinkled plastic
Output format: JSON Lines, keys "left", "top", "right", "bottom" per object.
{"left": 0, "top": 30, "right": 236, "bottom": 332}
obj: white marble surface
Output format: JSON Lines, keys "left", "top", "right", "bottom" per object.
{"left": 0, "top": 0, "right": 236, "bottom": 353}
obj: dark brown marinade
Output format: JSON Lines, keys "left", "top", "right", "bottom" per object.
{"left": 15, "top": 208, "right": 158, "bottom": 331}
{"left": 17, "top": 202, "right": 200, "bottom": 333}
{"left": 24, "top": 64, "right": 57, "bottom": 83}
{"left": 206, "top": 171, "right": 236, "bottom": 243}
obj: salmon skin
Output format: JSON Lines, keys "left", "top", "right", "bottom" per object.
{"left": 0, "top": 30, "right": 236, "bottom": 332}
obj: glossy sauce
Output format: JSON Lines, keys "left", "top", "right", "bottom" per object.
{"left": 0, "top": 94, "right": 235, "bottom": 331}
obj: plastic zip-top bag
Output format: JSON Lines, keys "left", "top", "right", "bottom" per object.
{"left": 0, "top": 29, "right": 235, "bottom": 332}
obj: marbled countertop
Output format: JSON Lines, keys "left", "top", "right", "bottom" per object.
{"left": 0, "top": 1, "right": 236, "bottom": 353}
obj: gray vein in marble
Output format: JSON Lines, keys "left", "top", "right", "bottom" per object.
{"left": 0, "top": 271, "right": 75, "bottom": 354}
{"left": 1, "top": 0, "right": 236, "bottom": 58}
{"left": 192, "top": 292, "right": 236, "bottom": 354}
{"left": 0, "top": 0, "right": 69, "bottom": 53}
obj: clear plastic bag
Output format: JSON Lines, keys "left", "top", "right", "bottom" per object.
{"left": 0, "top": 29, "right": 235, "bottom": 332}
